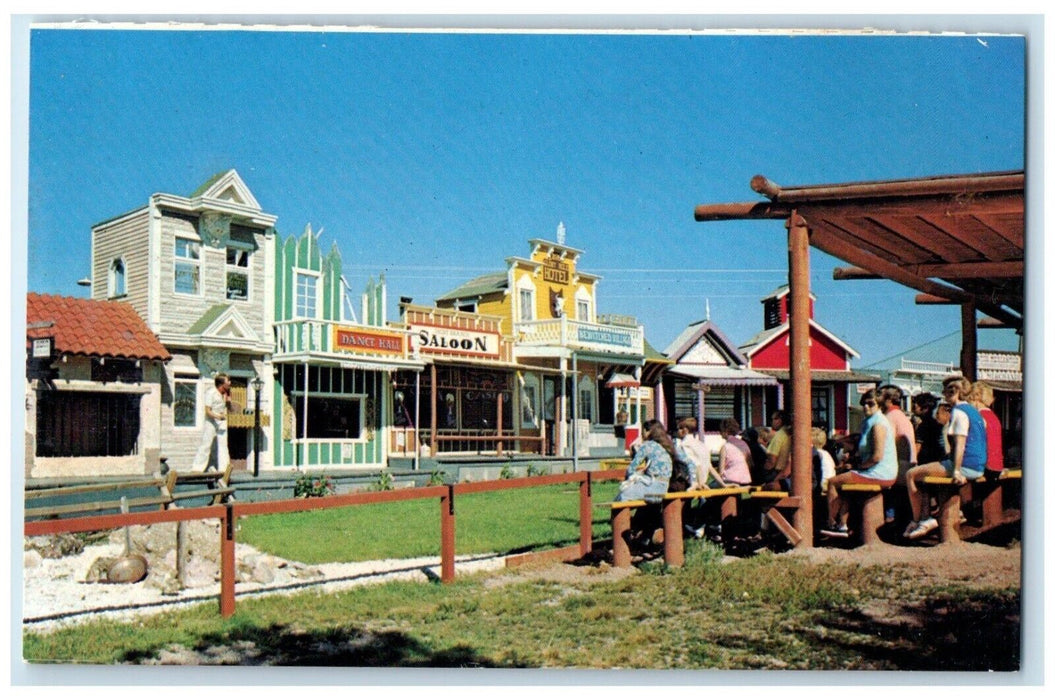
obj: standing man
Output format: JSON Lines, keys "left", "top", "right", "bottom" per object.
{"left": 193, "top": 372, "right": 231, "bottom": 473}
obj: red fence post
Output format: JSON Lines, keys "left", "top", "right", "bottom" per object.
{"left": 220, "top": 504, "right": 236, "bottom": 618}
{"left": 441, "top": 485, "right": 456, "bottom": 583}
{"left": 579, "top": 472, "right": 592, "bottom": 557}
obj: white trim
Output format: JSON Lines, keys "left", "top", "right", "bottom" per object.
{"left": 293, "top": 267, "right": 322, "bottom": 320}
{"left": 147, "top": 201, "right": 161, "bottom": 331}
{"left": 288, "top": 391, "right": 369, "bottom": 443}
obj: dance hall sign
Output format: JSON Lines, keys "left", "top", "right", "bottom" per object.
{"left": 410, "top": 323, "right": 501, "bottom": 359}
{"left": 333, "top": 326, "right": 406, "bottom": 356}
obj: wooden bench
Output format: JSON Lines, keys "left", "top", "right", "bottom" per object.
{"left": 920, "top": 468, "right": 1022, "bottom": 543}
{"left": 830, "top": 483, "right": 887, "bottom": 546}
{"left": 161, "top": 470, "right": 235, "bottom": 507}
{"left": 610, "top": 486, "right": 750, "bottom": 568}
{"left": 740, "top": 487, "right": 803, "bottom": 546}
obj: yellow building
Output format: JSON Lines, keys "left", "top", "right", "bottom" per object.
{"left": 435, "top": 227, "right": 669, "bottom": 457}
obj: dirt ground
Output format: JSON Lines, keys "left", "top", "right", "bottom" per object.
{"left": 499, "top": 538, "right": 1022, "bottom": 591}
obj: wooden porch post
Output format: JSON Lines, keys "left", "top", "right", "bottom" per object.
{"left": 430, "top": 363, "right": 438, "bottom": 454}
{"left": 787, "top": 212, "right": 813, "bottom": 548}
{"left": 961, "top": 300, "right": 978, "bottom": 382}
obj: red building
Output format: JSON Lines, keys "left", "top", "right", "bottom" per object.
{"left": 739, "top": 286, "right": 878, "bottom": 435}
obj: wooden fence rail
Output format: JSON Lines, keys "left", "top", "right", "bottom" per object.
{"left": 23, "top": 469, "right": 626, "bottom": 620}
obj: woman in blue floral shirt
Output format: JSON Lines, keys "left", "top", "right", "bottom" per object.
{"left": 616, "top": 420, "right": 676, "bottom": 502}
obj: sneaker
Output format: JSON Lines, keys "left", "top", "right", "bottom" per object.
{"left": 906, "top": 517, "right": 939, "bottom": 540}
{"left": 902, "top": 521, "right": 919, "bottom": 538}
{"left": 820, "top": 523, "right": 850, "bottom": 538}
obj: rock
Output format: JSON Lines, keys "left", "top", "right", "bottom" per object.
{"left": 24, "top": 549, "right": 43, "bottom": 569}
{"left": 251, "top": 561, "right": 275, "bottom": 584}
{"left": 241, "top": 552, "right": 258, "bottom": 569}
{"left": 27, "top": 534, "right": 85, "bottom": 559}
{"left": 85, "top": 557, "right": 117, "bottom": 583}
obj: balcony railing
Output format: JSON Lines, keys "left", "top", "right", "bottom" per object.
{"left": 274, "top": 319, "right": 415, "bottom": 361}
{"left": 514, "top": 318, "right": 644, "bottom": 355}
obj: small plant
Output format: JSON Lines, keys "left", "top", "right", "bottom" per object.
{"left": 527, "top": 463, "right": 548, "bottom": 477}
{"left": 499, "top": 464, "right": 515, "bottom": 480}
{"left": 374, "top": 471, "right": 394, "bottom": 492}
{"left": 426, "top": 469, "right": 447, "bottom": 486}
{"left": 294, "top": 473, "right": 335, "bottom": 498}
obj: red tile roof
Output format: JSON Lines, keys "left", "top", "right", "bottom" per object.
{"left": 26, "top": 293, "right": 171, "bottom": 361}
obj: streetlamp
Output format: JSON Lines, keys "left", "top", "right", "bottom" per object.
{"left": 251, "top": 375, "right": 264, "bottom": 477}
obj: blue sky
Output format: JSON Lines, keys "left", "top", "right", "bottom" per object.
{"left": 25, "top": 26, "right": 1026, "bottom": 365}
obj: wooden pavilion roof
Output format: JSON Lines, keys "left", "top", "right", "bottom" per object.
{"left": 694, "top": 171, "right": 1024, "bottom": 330}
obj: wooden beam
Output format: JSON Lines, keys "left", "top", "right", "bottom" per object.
{"left": 694, "top": 201, "right": 792, "bottom": 221}
{"left": 809, "top": 227, "right": 1023, "bottom": 328}
{"left": 836, "top": 261, "right": 1022, "bottom": 281}
{"left": 787, "top": 212, "right": 813, "bottom": 549}
{"left": 961, "top": 301, "right": 978, "bottom": 382}
{"left": 916, "top": 293, "right": 958, "bottom": 305}
{"left": 833, "top": 266, "right": 880, "bottom": 280}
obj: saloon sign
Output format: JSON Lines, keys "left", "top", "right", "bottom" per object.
{"left": 410, "top": 323, "right": 501, "bottom": 359}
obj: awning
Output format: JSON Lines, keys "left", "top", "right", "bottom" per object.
{"left": 667, "top": 364, "right": 778, "bottom": 387}
{"left": 606, "top": 372, "right": 640, "bottom": 388}
{"left": 759, "top": 369, "right": 882, "bottom": 383}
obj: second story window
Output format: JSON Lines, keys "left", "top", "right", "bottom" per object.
{"left": 174, "top": 237, "right": 201, "bottom": 295}
{"left": 295, "top": 271, "right": 319, "bottom": 318}
{"left": 226, "top": 248, "right": 250, "bottom": 301}
{"left": 519, "top": 288, "right": 534, "bottom": 322}
{"left": 108, "top": 258, "right": 126, "bottom": 298}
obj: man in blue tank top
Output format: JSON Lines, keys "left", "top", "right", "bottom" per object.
{"left": 904, "top": 376, "right": 988, "bottom": 539}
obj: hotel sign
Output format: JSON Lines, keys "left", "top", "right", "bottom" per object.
{"left": 542, "top": 255, "right": 569, "bottom": 285}
{"left": 333, "top": 327, "right": 406, "bottom": 355}
{"left": 410, "top": 323, "right": 501, "bottom": 359}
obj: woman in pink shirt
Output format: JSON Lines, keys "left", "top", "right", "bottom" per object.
{"left": 717, "top": 418, "right": 753, "bottom": 486}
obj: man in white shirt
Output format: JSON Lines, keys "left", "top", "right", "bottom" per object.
{"left": 192, "top": 373, "right": 231, "bottom": 473}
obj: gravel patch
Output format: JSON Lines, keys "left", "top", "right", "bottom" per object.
{"left": 22, "top": 524, "right": 505, "bottom": 634}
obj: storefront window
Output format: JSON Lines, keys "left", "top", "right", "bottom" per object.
{"left": 295, "top": 395, "right": 362, "bottom": 439}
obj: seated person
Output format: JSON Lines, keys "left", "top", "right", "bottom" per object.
{"left": 903, "top": 376, "right": 988, "bottom": 540}
{"left": 822, "top": 390, "right": 898, "bottom": 538}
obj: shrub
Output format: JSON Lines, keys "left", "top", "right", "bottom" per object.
{"left": 294, "top": 473, "right": 335, "bottom": 498}
{"left": 374, "top": 471, "right": 394, "bottom": 492}
{"left": 527, "top": 463, "right": 548, "bottom": 477}
{"left": 427, "top": 469, "right": 447, "bottom": 486}
{"left": 499, "top": 464, "right": 515, "bottom": 480}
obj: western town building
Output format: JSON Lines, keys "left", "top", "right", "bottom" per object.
{"left": 87, "top": 170, "right": 276, "bottom": 473}
{"left": 433, "top": 225, "right": 669, "bottom": 457}
{"left": 270, "top": 224, "right": 424, "bottom": 471}
{"left": 25, "top": 293, "right": 171, "bottom": 478}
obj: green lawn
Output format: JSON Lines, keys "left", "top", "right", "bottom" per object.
{"left": 237, "top": 481, "right": 622, "bottom": 564}
{"left": 23, "top": 540, "right": 1021, "bottom": 669}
